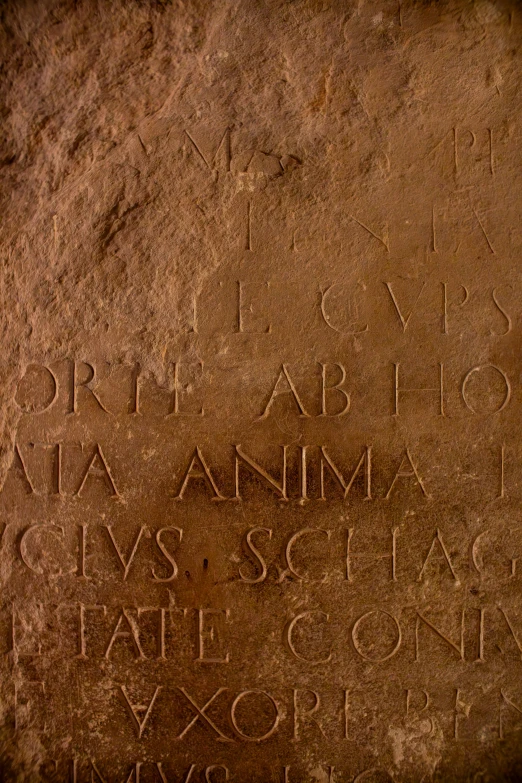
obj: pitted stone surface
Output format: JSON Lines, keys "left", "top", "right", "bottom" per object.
{"left": 1, "top": 1, "right": 522, "bottom": 780}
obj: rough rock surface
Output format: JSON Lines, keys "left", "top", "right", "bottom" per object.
{"left": 1, "top": 0, "right": 522, "bottom": 780}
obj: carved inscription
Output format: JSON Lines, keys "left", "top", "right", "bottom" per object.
{"left": 2, "top": 2, "right": 522, "bottom": 780}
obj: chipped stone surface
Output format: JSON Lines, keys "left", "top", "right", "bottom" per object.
{"left": 0, "top": 0, "right": 522, "bottom": 780}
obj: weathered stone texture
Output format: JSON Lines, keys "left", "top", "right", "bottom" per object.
{"left": 1, "top": 0, "right": 522, "bottom": 780}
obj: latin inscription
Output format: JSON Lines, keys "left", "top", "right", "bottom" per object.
{"left": 2, "top": 1, "right": 522, "bottom": 780}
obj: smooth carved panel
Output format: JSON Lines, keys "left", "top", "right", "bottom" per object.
{"left": 1, "top": 0, "right": 522, "bottom": 780}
